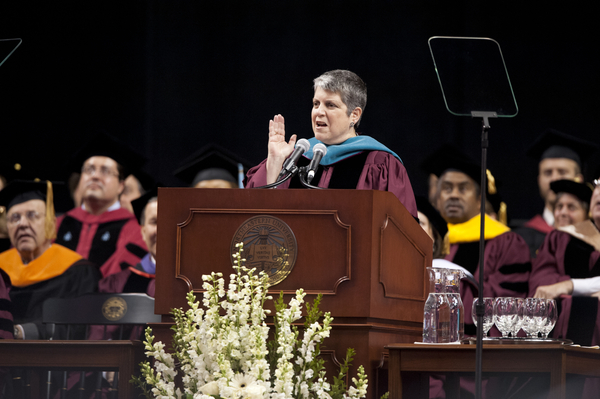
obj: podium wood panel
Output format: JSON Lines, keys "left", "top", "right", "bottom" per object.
{"left": 154, "top": 188, "right": 432, "bottom": 398}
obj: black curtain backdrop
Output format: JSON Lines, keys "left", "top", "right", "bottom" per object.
{"left": 1, "top": 1, "right": 598, "bottom": 222}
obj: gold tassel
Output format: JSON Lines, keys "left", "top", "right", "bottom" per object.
{"left": 499, "top": 201, "right": 508, "bottom": 226}
{"left": 486, "top": 169, "right": 497, "bottom": 195}
{"left": 442, "top": 232, "right": 450, "bottom": 256}
{"left": 45, "top": 180, "right": 57, "bottom": 240}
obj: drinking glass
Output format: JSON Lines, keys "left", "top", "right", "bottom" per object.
{"left": 522, "top": 298, "right": 544, "bottom": 338}
{"left": 472, "top": 297, "right": 495, "bottom": 336}
{"left": 510, "top": 298, "right": 524, "bottom": 338}
{"left": 540, "top": 299, "right": 558, "bottom": 339}
{"left": 494, "top": 297, "right": 518, "bottom": 338}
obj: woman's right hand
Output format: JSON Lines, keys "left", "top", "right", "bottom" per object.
{"left": 266, "top": 114, "right": 297, "bottom": 184}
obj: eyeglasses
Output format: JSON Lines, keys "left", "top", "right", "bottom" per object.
{"left": 594, "top": 179, "right": 600, "bottom": 188}
{"left": 7, "top": 211, "right": 45, "bottom": 225}
{"left": 81, "top": 165, "right": 119, "bottom": 178}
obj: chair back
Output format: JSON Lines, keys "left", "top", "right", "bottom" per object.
{"left": 42, "top": 293, "right": 161, "bottom": 340}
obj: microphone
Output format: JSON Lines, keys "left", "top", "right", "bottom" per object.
{"left": 277, "top": 138, "right": 310, "bottom": 181}
{"left": 306, "top": 143, "right": 327, "bottom": 184}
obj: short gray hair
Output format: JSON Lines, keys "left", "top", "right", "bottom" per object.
{"left": 313, "top": 70, "right": 367, "bottom": 126}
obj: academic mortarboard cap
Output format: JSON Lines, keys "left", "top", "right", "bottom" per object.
{"left": 420, "top": 143, "right": 464, "bottom": 176}
{"left": 416, "top": 195, "right": 448, "bottom": 238}
{"left": 0, "top": 180, "right": 69, "bottom": 240}
{"left": 550, "top": 179, "right": 593, "bottom": 205}
{"left": 526, "top": 129, "right": 598, "bottom": 168}
{"left": 427, "top": 145, "right": 481, "bottom": 184}
{"left": 65, "top": 130, "right": 147, "bottom": 179}
{"left": 0, "top": 179, "right": 71, "bottom": 209}
{"left": 0, "top": 180, "right": 49, "bottom": 210}
{"left": 173, "top": 144, "right": 252, "bottom": 188}
{"left": 131, "top": 186, "right": 159, "bottom": 225}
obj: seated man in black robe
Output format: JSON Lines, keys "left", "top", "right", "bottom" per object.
{"left": 0, "top": 180, "right": 100, "bottom": 339}
{"left": 431, "top": 152, "right": 532, "bottom": 336}
{"left": 428, "top": 151, "right": 534, "bottom": 399}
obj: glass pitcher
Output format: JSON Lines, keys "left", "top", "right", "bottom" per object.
{"left": 444, "top": 268, "right": 465, "bottom": 342}
{"left": 423, "top": 267, "right": 451, "bottom": 343}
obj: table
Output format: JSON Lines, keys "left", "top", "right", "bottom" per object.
{"left": 385, "top": 343, "right": 600, "bottom": 399}
{"left": 0, "top": 340, "right": 145, "bottom": 399}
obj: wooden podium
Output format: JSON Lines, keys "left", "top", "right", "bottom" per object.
{"left": 153, "top": 188, "right": 432, "bottom": 398}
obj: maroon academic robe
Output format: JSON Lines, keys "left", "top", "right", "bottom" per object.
{"left": 0, "top": 269, "right": 12, "bottom": 339}
{"left": 0, "top": 269, "right": 12, "bottom": 399}
{"left": 245, "top": 150, "right": 418, "bottom": 219}
{"left": 446, "top": 231, "right": 532, "bottom": 336}
{"left": 55, "top": 207, "right": 148, "bottom": 277}
{"left": 529, "top": 225, "right": 600, "bottom": 346}
{"left": 514, "top": 214, "right": 554, "bottom": 258}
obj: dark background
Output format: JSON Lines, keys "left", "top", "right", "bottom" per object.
{"left": 1, "top": 1, "right": 598, "bottom": 223}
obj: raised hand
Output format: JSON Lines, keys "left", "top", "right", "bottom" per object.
{"left": 266, "top": 114, "right": 297, "bottom": 184}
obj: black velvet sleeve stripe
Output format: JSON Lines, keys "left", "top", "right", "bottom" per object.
{"left": 465, "top": 323, "right": 476, "bottom": 336}
{"left": 498, "top": 262, "right": 532, "bottom": 275}
{"left": 126, "top": 243, "right": 148, "bottom": 259}
{"left": 0, "top": 298, "right": 12, "bottom": 312}
{"left": 120, "top": 261, "right": 132, "bottom": 271}
{"left": 567, "top": 297, "right": 598, "bottom": 346}
{"left": 499, "top": 281, "right": 529, "bottom": 293}
{"left": 0, "top": 318, "right": 14, "bottom": 333}
{"left": 564, "top": 237, "right": 595, "bottom": 278}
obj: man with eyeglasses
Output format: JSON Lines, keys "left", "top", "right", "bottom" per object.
{"left": 0, "top": 180, "right": 99, "bottom": 339}
{"left": 54, "top": 132, "right": 148, "bottom": 277}
{"left": 530, "top": 176, "right": 600, "bottom": 347}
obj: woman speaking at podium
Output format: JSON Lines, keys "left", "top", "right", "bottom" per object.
{"left": 245, "top": 69, "right": 418, "bottom": 219}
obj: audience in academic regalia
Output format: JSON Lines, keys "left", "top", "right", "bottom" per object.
{"left": 54, "top": 132, "right": 148, "bottom": 278}
{"left": 514, "top": 129, "right": 598, "bottom": 258}
{"left": 0, "top": 180, "right": 100, "bottom": 340}
{"left": 530, "top": 176, "right": 600, "bottom": 346}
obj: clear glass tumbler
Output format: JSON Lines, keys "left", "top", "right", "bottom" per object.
{"left": 510, "top": 297, "right": 524, "bottom": 338}
{"left": 472, "top": 297, "right": 495, "bottom": 336}
{"left": 494, "top": 297, "right": 518, "bottom": 338}
{"left": 540, "top": 299, "right": 558, "bottom": 339}
{"left": 522, "top": 298, "right": 544, "bottom": 339}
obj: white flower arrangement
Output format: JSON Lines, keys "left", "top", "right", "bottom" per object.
{"left": 134, "top": 243, "right": 369, "bottom": 399}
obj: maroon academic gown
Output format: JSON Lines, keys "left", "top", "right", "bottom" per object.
{"left": 245, "top": 150, "right": 418, "bottom": 219}
{"left": 55, "top": 207, "right": 148, "bottom": 277}
{"left": 514, "top": 214, "right": 554, "bottom": 258}
{"left": 0, "top": 270, "right": 12, "bottom": 399}
{"left": 0, "top": 269, "right": 12, "bottom": 339}
{"left": 529, "top": 227, "right": 600, "bottom": 346}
